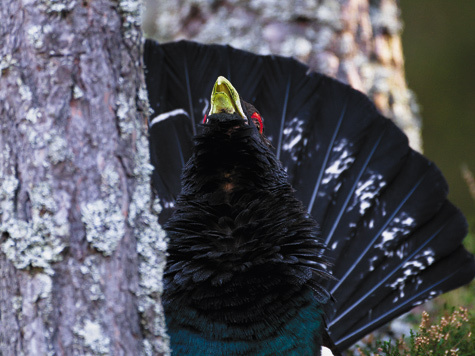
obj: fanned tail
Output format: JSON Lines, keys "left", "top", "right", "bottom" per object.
{"left": 144, "top": 39, "right": 475, "bottom": 350}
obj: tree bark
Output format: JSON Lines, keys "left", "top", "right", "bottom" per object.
{"left": 0, "top": 1, "right": 168, "bottom": 355}
{"left": 144, "top": 0, "right": 422, "bottom": 151}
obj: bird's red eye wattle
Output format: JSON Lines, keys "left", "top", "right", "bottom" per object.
{"left": 251, "top": 112, "right": 263, "bottom": 134}
{"left": 202, "top": 114, "right": 207, "bottom": 123}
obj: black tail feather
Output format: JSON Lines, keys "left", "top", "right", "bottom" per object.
{"left": 333, "top": 245, "right": 474, "bottom": 348}
{"left": 148, "top": 110, "right": 194, "bottom": 223}
{"left": 144, "top": 39, "right": 475, "bottom": 351}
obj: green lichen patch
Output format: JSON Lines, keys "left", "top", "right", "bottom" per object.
{"left": 79, "top": 255, "right": 105, "bottom": 301}
{"left": 132, "top": 135, "right": 155, "bottom": 181}
{"left": 135, "top": 206, "right": 169, "bottom": 354}
{"left": 73, "top": 85, "right": 84, "bottom": 99}
{"left": 21, "top": 125, "right": 72, "bottom": 166}
{"left": 81, "top": 199, "right": 125, "bottom": 256}
{"left": 128, "top": 132, "right": 169, "bottom": 354}
{"left": 0, "top": 174, "right": 18, "bottom": 221}
{"left": 74, "top": 319, "right": 110, "bottom": 355}
{"left": 27, "top": 24, "right": 45, "bottom": 49}
{"left": 138, "top": 85, "right": 149, "bottom": 107}
{"left": 47, "top": 134, "right": 71, "bottom": 164}
{"left": 1, "top": 179, "right": 66, "bottom": 275}
{"left": 81, "top": 163, "right": 128, "bottom": 256}
{"left": 1, "top": 221, "right": 64, "bottom": 274}
{"left": 18, "top": 78, "right": 33, "bottom": 102}
{"left": 118, "top": 0, "right": 142, "bottom": 41}
{"left": 0, "top": 53, "right": 19, "bottom": 73}
{"left": 26, "top": 107, "right": 41, "bottom": 124}
{"left": 130, "top": 185, "right": 167, "bottom": 300}
{"left": 135, "top": 202, "right": 167, "bottom": 297}
{"left": 33, "top": 272, "right": 53, "bottom": 300}
{"left": 116, "top": 91, "right": 136, "bottom": 138}
{"left": 129, "top": 136, "right": 167, "bottom": 300}
{"left": 42, "top": 0, "right": 77, "bottom": 14}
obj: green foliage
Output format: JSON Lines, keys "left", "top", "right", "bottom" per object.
{"left": 352, "top": 307, "right": 475, "bottom": 356}
{"left": 463, "top": 219, "right": 475, "bottom": 256}
{"left": 401, "top": 1, "right": 475, "bottom": 220}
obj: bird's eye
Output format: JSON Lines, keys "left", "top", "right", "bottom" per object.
{"left": 251, "top": 112, "right": 263, "bottom": 134}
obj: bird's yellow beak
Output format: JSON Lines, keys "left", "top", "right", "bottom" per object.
{"left": 208, "top": 76, "right": 246, "bottom": 119}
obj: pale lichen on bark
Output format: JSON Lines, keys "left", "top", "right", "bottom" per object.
{"left": 41, "top": 0, "right": 77, "bottom": 14}
{"left": 112, "top": 0, "right": 170, "bottom": 351}
{"left": 0, "top": 50, "right": 70, "bottom": 275}
{"left": 0, "top": 117, "right": 68, "bottom": 275}
{"left": 128, "top": 87, "right": 170, "bottom": 355}
{"left": 81, "top": 199, "right": 126, "bottom": 256}
{"left": 79, "top": 255, "right": 105, "bottom": 301}
{"left": 73, "top": 319, "right": 111, "bottom": 355}
{"left": 114, "top": 0, "right": 171, "bottom": 350}
{"left": 119, "top": 0, "right": 143, "bottom": 42}
{"left": 1, "top": 180, "right": 66, "bottom": 275}
{"left": 81, "top": 164, "right": 127, "bottom": 256}
{"left": 116, "top": 90, "right": 138, "bottom": 137}
{"left": 112, "top": 70, "right": 170, "bottom": 355}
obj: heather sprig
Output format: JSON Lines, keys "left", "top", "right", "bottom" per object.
{"left": 353, "top": 307, "right": 474, "bottom": 356}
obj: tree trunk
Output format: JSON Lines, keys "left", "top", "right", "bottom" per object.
{"left": 0, "top": 1, "right": 168, "bottom": 355}
{"left": 144, "top": 0, "right": 422, "bottom": 152}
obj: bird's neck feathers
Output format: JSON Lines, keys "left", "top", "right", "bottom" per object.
{"left": 179, "top": 116, "right": 288, "bottom": 199}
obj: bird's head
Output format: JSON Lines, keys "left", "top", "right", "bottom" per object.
{"left": 202, "top": 76, "right": 267, "bottom": 142}
{"left": 180, "top": 76, "right": 285, "bottom": 196}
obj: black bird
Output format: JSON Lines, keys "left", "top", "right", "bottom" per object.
{"left": 144, "top": 39, "right": 475, "bottom": 355}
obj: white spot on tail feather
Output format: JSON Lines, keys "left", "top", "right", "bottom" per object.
{"left": 322, "top": 139, "right": 355, "bottom": 185}
{"left": 150, "top": 109, "right": 189, "bottom": 126}
{"left": 282, "top": 117, "right": 305, "bottom": 161}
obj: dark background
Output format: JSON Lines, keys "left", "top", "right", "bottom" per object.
{"left": 400, "top": 1, "right": 475, "bottom": 221}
